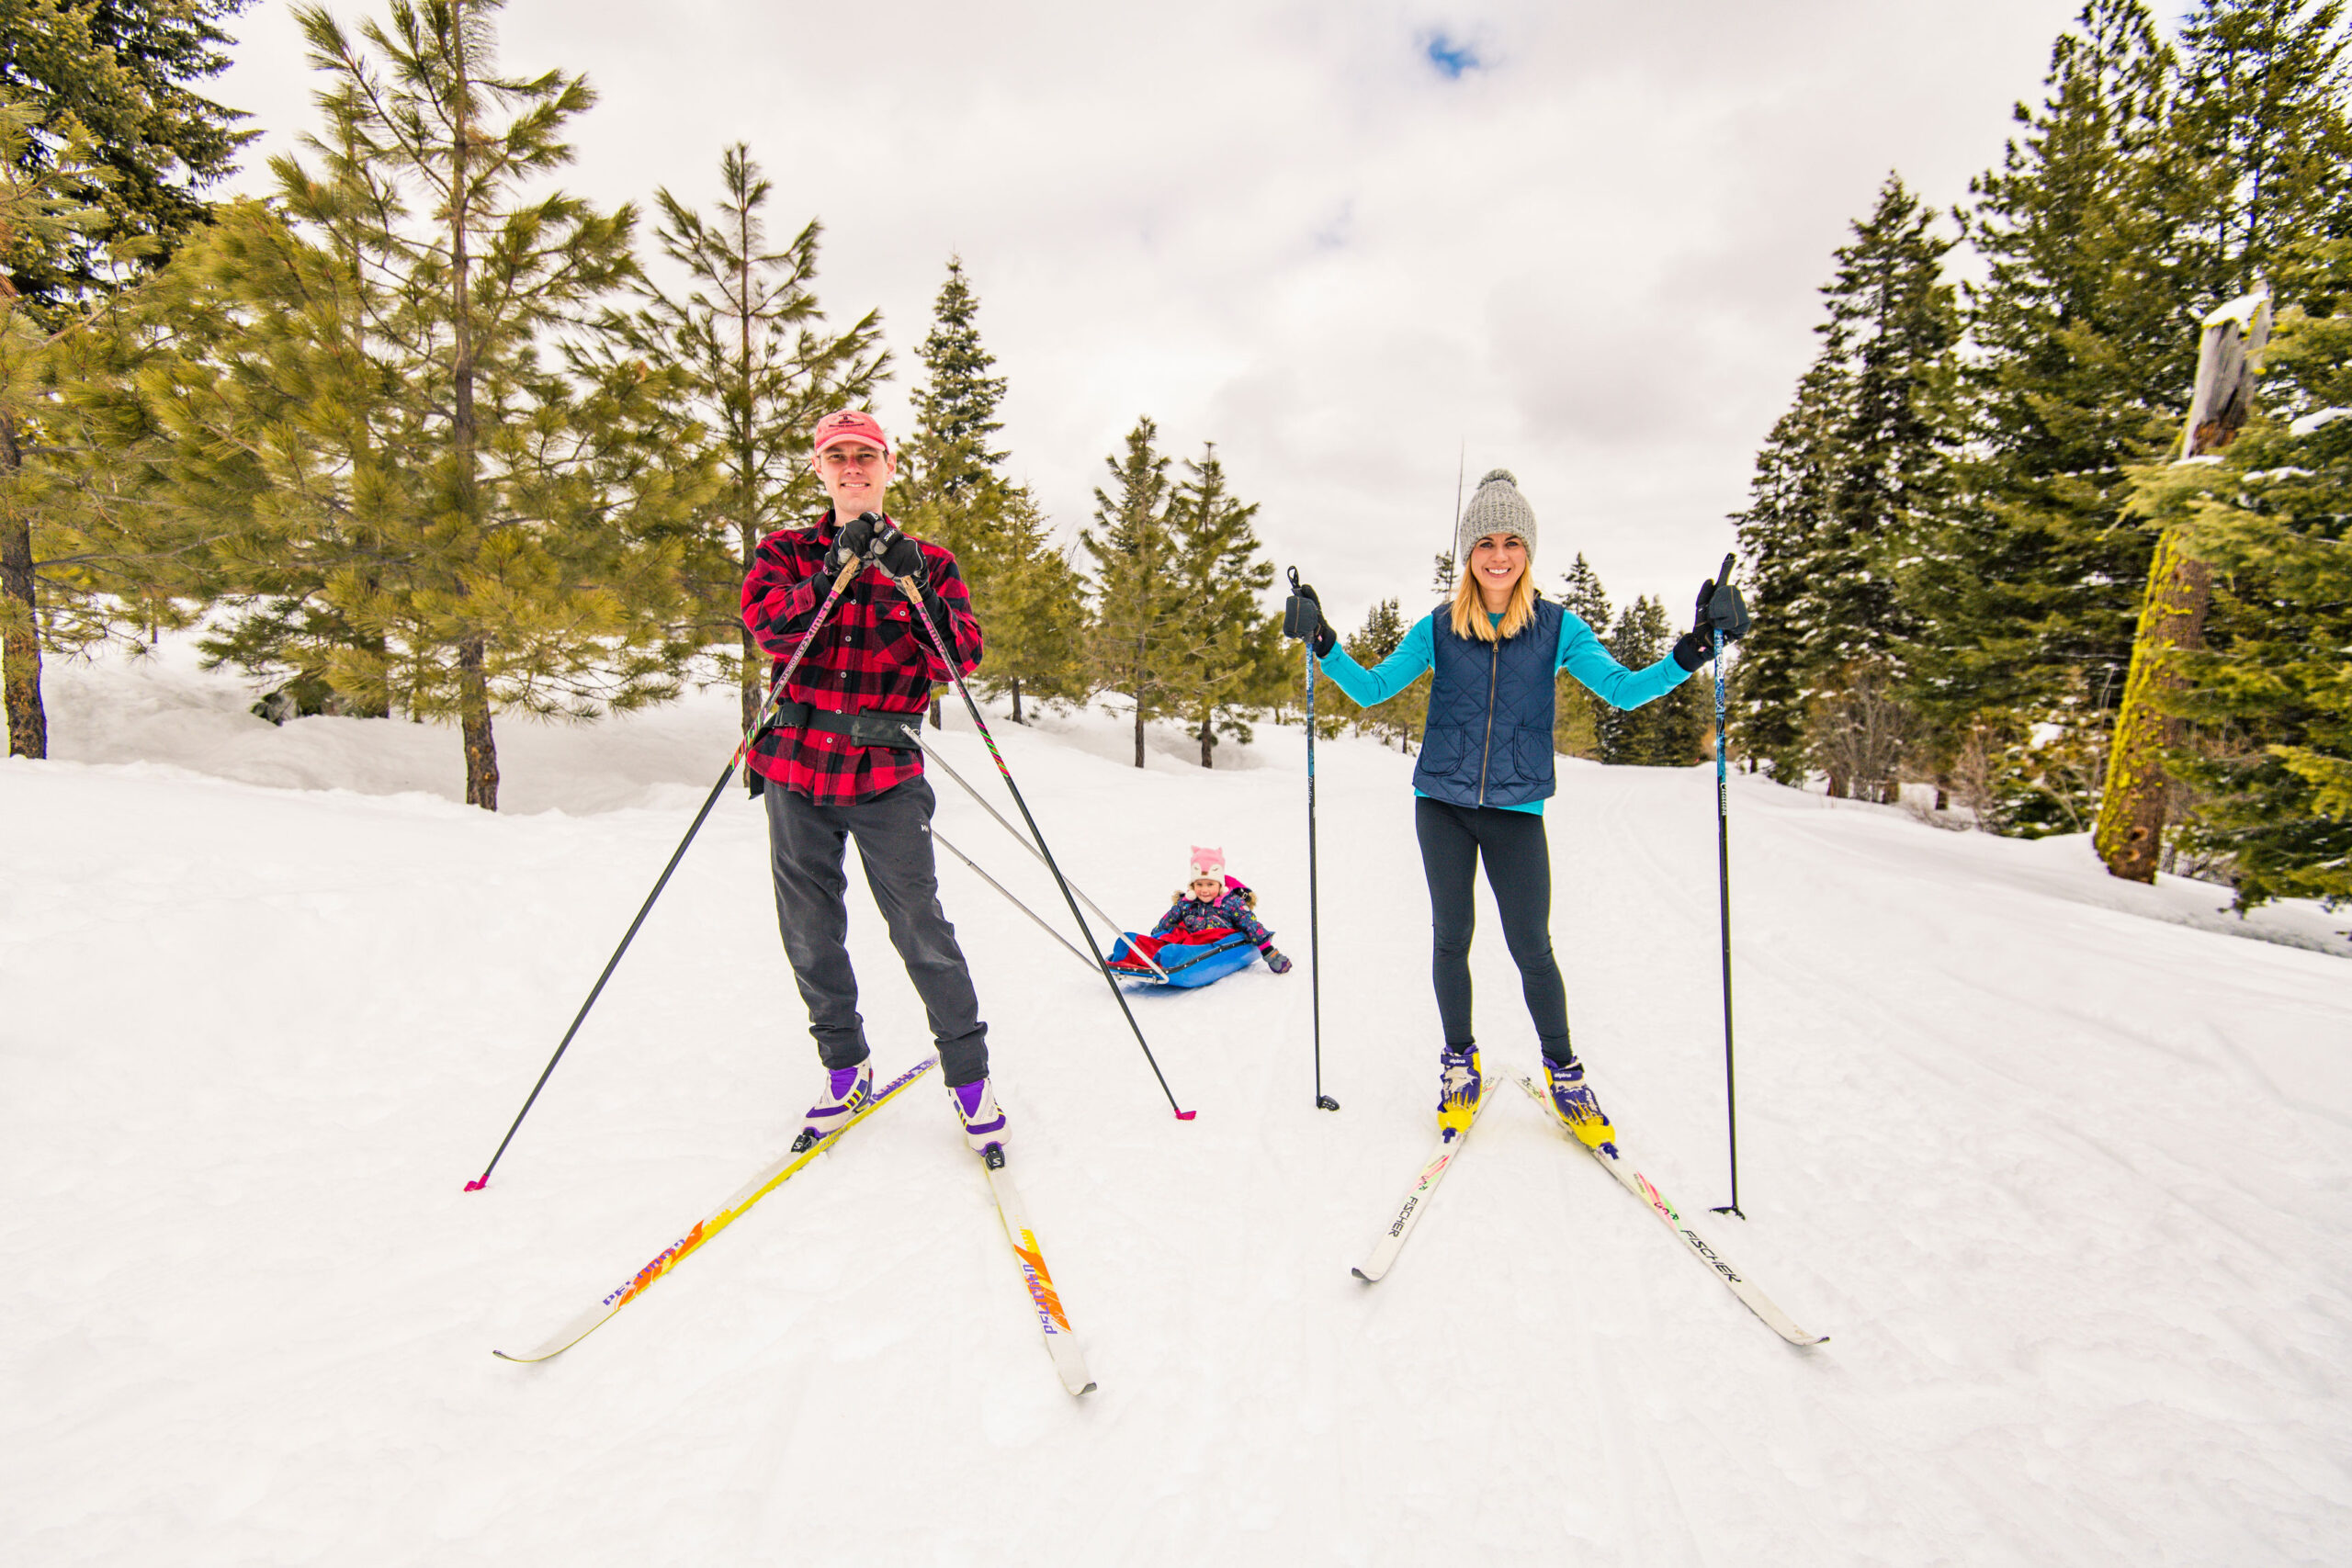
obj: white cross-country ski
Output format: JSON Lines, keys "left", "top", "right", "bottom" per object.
{"left": 492, "top": 1055, "right": 938, "bottom": 1364}
{"left": 1351, "top": 1090, "right": 1493, "bottom": 1282}
{"left": 1510, "top": 1073, "right": 1826, "bottom": 1346}
{"left": 979, "top": 1149, "right": 1096, "bottom": 1394}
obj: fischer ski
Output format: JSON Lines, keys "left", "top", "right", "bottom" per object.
{"left": 1511, "top": 1074, "right": 1826, "bottom": 1346}
{"left": 1351, "top": 1090, "right": 1494, "bottom": 1283}
{"left": 492, "top": 1055, "right": 938, "bottom": 1363}
{"left": 979, "top": 1149, "right": 1096, "bottom": 1394}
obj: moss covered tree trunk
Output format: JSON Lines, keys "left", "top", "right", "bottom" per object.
{"left": 2095, "top": 527, "right": 2211, "bottom": 881}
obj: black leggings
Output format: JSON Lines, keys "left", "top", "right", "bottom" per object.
{"left": 1414, "top": 796, "right": 1572, "bottom": 1063}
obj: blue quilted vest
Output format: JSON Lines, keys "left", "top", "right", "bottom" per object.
{"left": 1411, "top": 599, "right": 1563, "bottom": 808}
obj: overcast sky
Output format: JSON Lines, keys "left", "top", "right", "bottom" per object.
{"left": 214, "top": 0, "right": 2101, "bottom": 633}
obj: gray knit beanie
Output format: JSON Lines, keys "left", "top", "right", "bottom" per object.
{"left": 1456, "top": 468, "right": 1537, "bottom": 565}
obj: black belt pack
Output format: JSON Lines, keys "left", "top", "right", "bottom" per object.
{"left": 764, "top": 699, "right": 923, "bottom": 751}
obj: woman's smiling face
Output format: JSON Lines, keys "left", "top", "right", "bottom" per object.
{"left": 1468, "top": 532, "right": 1528, "bottom": 599}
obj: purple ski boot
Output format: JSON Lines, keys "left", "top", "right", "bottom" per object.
{"left": 791, "top": 1061, "right": 873, "bottom": 1153}
{"left": 951, "top": 1077, "right": 1009, "bottom": 1164}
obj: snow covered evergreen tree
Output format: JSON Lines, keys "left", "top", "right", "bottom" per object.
{"left": 1916, "top": 1, "right": 2193, "bottom": 829}
{"left": 2123, "top": 249, "right": 2352, "bottom": 908}
{"left": 1736, "top": 175, "right": 1955, "bottom": 798}
{"left": 2175, "top": 0, "right": 2352, "bottom": 309}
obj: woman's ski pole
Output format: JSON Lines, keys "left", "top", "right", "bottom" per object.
{"left": 1706, "top": 551, "right": 1743, "bottom": 1220}
{"left": 463, "top": 547, "right": 868, "bottom": 1192}
{"left": 1284, "top": 568, "right": 1339, "bottom": 1112}
{"left": 876, "top": 529, "right": 1195, "bottom": 1121}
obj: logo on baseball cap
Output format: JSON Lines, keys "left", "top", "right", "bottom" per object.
{"left": 812, "top": 408, "right": 892, "bottom": 457}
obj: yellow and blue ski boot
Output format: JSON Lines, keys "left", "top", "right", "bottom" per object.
{"left": 1544, "top": 1055, "right": 1618, "bottom": 1156}
{"left": 1438, "top": 1043, "right": 1481, "bottom": 1143}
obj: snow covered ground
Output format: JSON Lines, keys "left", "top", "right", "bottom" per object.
{"left": 6, "top": 641, "right": 2349, "bottom": 1567}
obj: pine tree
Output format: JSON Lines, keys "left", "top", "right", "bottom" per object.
{"left": 153, "top": 0, "right": 700, "bottom": 809}
{"left": 1, "top": 0, "right": 255, "bottom": 315}
{"left": 625, "top": 142, "right": 886, "bottom": 728}
{"left": 967, "top": 485, "right": 1084, "bottom": 723}
{"left": 1736, "top": 175, "right": 1957, "bottom": 796}
{"left": 1430, "top": 550, "right": 1456, "bottom": 595}
{"left": 3, "top": 0, "right": 254, "bottom": 756}
{"left": 1344, "top": 596, "right": 1425, "bottom": 751}
{"left": 899, "top": 255, "right": 1006, "bottom": 509}
{"left": 2175, "top": 0, "right": 2352, "bottom": 308}
{"left": 1555, "top": 553, "right": 1610, "bottom": 760}
{"left": 1081, "top": 416, "right": 1180, "bottom": 768}
{"left": 0, "top": 92, "right": 175, "bottom": 756}
{"left": 1161, "top": 442, "right": 1276, "bottom": 768}
{"left": 894, "top": 256, "right": 1018, "bottom": 727}
{"left": 2116, "top": 261, "right": 2352, "bottom": 908}
{"left": 2080, "top": 2, "right": 2352, "bottom": 872}
{"left": 1601, "top": 595, "right": 1681, "bottom": 764}
{"left": 1915, "top": 1, "right": 2190, "bottom": 829}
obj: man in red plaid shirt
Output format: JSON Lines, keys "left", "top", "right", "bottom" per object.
{"left": 741, "top": 408, "right": 1008, "bottom": 1156}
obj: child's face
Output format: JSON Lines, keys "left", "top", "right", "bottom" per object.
{"left": 1189, "top": 876, "right": 1223, "bottom": 902}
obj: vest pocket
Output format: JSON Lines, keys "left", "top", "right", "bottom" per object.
{"left": 1513, "top": 728, "right": 1556, "bottom": 790}
{"left": 1419, "top": 724, "right": 1469, "bottom": 777}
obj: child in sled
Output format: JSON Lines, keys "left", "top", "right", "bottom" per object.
{"left": 1151, "top": 847, "right": 1292, "bottom": 974}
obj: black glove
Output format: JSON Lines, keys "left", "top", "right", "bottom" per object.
{"left": 822, "top": 511, "right": 880, "bottom": 574}
{"left": 1669, "top": 572, "right": 1752, "bottom": 671}
{"left": 1282, "top": 573, "right": 1339, "bottom": 659}
{"left": 1696, "top": 575, "right": 1751, "bottom": 642}
{"left": 871, "top": 521, "right": 953, "bottom": 630}
{"left": 875, "top": 524, "right": 927, "bottom": 583}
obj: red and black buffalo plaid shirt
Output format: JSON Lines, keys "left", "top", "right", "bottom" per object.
{"left": 740, "top": 512, "right": 984, "bottom": 805}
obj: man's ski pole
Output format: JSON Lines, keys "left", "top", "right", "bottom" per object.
{"left": 463, "top": 548, "right": 867, "bottom": 1191}
{"left": 876, "top": 528, "right": 1195, "bottom": 1121}
{"left": 1284, "top": 568, "right": 1339, "bottom": 1112}
{"left": 1706, "top": 551, "right": 1743, "bottom": 1220}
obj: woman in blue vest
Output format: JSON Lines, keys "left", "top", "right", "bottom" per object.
{"left": 1290, "top": 469, "right": 1748, "bottom": 1150}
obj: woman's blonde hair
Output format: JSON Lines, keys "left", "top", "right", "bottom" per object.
{"left": 1448, "top": 558, "right": 1539, "bottom": 642}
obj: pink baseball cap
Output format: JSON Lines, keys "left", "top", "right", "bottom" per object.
{"left": 812, "top": 408, "right": 892, "bottom": 457}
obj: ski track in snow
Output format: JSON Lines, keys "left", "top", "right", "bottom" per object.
{"left": 4, "top": 642, "right": 2350, "bottom": 1566}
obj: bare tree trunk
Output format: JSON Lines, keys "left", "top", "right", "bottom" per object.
{"left": 1010, "top": 679, "right": 1023, "bottom": 725}
{"left": 931, "top": 693, "right": 942, "bottom": 728}
{"left": 0, "top": 413, "right": 44, "bottom": 758}
{"left": 447, "top": 18, "right": 492, "bottom": 809}
{"left": 1133, "top": 703, "right": 1145, "bottom": 769}
{"left": 1199, "top": 713, "right": 1214, "bottom": 768}
{"left": 2095, "top": 527, "right": 2211, "bottom": 883}
{"left": 459, "top": 633, "right": 499, "bottom": 809}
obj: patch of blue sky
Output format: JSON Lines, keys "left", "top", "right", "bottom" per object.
{"left": 1423, "top": 31, "right": 1481, "bottom": 79}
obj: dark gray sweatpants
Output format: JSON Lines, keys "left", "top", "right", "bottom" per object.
{"left": 763, "top": 775, "right": 989, "bottom": 1087}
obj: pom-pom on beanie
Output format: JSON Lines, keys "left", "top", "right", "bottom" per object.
{"left": 1455, "top": 468, "right": 1537, "bottom": 566}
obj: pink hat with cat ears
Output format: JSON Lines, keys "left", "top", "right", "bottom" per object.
{"left": 1188, "top": 846, "right": 1226, "bottom": 883}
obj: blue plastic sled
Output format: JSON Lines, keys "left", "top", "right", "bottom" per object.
{"left": 1105, "top": 930, "right": 1259, "bottom": 988}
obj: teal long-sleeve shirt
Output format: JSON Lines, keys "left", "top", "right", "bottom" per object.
{"left": 1317, "top": 607, "right": 1694, "bottom": 815}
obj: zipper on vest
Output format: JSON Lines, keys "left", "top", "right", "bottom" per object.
{"left": 1476, "top": 637, "right": 1499, "bottom": 805}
